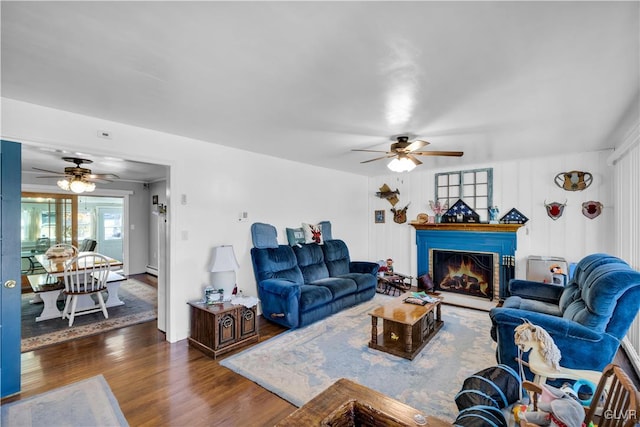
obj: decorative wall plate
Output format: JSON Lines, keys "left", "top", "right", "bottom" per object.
{"left": 554, "top": 170, "right": 593, "bottom": 191}
{"left": 582, "top": 201, "right": 603, "bottom": 219}
{"left": 544, "top": 200, "right": 567, "bottom": 220}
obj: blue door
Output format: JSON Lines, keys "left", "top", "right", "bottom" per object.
{"left": 1, "top": 140, "right": 22, "bottom": 397}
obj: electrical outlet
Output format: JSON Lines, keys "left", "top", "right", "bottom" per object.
{"left": 238, "top": 211, "right": 248, "bottom": 222}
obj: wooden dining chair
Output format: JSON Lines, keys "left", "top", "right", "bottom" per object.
{"left": 61, "top": 253, "right": 111, "bottom": 327}
{"left": 520, "top": 363, "right": 640, "bottom": 427}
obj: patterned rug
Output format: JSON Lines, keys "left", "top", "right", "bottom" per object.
{"left": 1, "top": 375, "right": 128, "bottom": 426}
{"left": 221, "top": 294, "right": 497, "bottom": 423}
{"left": 21, "top": 279, "right": 157, "bottom": 352}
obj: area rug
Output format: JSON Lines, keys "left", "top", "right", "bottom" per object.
{"left": 1, "top": 374, "right": 128, "bottom": 426}
{"left": 221, "top": 294, "right": 497, "bottom": 423}
{"left": 21, "top": 279, "right": 157, "bottom": 352}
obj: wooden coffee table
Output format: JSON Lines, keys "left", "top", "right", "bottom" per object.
{"left": 369, "top": 293, "right": 443, "bottom": 360}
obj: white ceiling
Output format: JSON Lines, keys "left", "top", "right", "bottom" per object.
{"left": 2, "top": 1, "right": 638, "bottom": 180}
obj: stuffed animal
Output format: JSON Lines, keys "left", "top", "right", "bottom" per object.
{"left": 519, "top": 383, "right": 585, "bottom": 427}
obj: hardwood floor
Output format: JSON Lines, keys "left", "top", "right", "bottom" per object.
{"left": 5, "top": 312, "right": 295, "bottom": 426}
{"left": 4, "top": 276, "right": 639, "bottom": 426}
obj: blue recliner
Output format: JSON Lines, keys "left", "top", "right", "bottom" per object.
{"left": 250, "top": 222, "right": 378, "bottom": 329}
{"left": 490, "top": 253, "right": 640, "bottom": 378}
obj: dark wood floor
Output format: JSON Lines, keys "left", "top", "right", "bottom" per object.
{"left": 4, "top": 274, "right": 639, "bottom": 425}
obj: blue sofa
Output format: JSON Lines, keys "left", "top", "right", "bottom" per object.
{"left": 250, "top": 222, "right": 378, "bottom": 329}
{"left": 490, "top": 253, "right": 640, "bottom": 378}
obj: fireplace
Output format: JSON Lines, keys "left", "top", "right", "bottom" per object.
{"left": 430, "top": 249, "right": 498, "bottom": 300}
{"left": 412, "top": 223, "right": 522, "bottom": 301}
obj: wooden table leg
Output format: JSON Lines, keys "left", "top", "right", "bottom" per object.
{"left": 404, "top": 324, "right": 413, "bottom": 353}
{"left": 370, "top": 316, "right": 378, "bottom": 346}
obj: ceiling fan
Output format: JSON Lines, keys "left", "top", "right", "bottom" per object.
{"left": 33, "top": 157, "right": 120, "bottom": 193}
{"left": 352, "top": 135, "right": 463, "bottom": 172}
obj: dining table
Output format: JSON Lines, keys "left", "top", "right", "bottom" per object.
{"left": 27, "top": 252, "right": 125, "bottom": 322}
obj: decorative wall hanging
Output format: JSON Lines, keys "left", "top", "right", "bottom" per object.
{"left": 391, "top": 203, "right": 410, "bottom": 224}
{"left": 554, "top": 170, "right": 593, "bottom": 191}
{"left": 544, "top": 199, "right": 567, "bottom": 220}
{"left": 582, "top": 201, "right": 603, "bottom": 219}
{"left": 376, "top": 183, "right": 399, "bottom": 206}
{"left": 500, "top": 208, "right": 529, "bottom": 224}
{"left": 374, "top": 210, "right": 385, "bottom": 223}
{"left": 442, "top": 199, "right": 479, "bottom": 223}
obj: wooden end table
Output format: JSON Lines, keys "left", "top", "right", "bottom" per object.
{"left": 187, "top": 300, "right": 259, "bottom": 359}
{"left": 369, "top": 293, "right": 443, "bottom": 360}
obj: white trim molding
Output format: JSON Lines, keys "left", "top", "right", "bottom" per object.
{"left": 607, "top": 122, "right": 640, "bottom": 166}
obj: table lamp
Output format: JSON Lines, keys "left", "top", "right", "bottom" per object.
{"left": 209, "top": 245, "right": 240, "bottom": 301}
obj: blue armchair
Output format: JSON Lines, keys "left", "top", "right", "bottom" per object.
{"left": 490, "top": 253, "right": 640, "bottom": 379}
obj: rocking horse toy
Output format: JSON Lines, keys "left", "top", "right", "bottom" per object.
{"left": 514, "top": 320, "right": 602, "bottom": 389}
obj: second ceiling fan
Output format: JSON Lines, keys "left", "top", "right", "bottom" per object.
{"left": 353, "top": 135, "right": 463, "bottom": 172}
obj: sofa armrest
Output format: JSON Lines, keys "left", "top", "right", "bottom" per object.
{"left": 259, "top": 278, "right": 301, "bottom": 298}
{"left": 258, "top": 279, "right": 301, "bottom": 329}
{"left": 508, "top": 279, "right": 564, "bottom": 304}
{"left": 349, "top": 261, "right": 378, "bottom": 275}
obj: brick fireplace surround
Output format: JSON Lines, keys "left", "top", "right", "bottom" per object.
{"left": 412, "top": 223, "right": 523, "bottom": 301}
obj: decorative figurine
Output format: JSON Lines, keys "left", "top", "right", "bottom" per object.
{"left": 386, "top": 258, "right": 394, "bottom": 274}
{"left": 488, "top": 206, "right": 499, "bottom": 224}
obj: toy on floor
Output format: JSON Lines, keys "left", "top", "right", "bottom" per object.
{"left": 519, "top": 383, "right": 585, "bottom": 427}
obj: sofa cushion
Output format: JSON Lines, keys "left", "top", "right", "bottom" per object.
{"left": 299, "top": 284, "right": 333, "bottom": 311}
{"left": 502, "top": 296, "right": 561, "bottom": 317}
{"left": 250, "top": 246, "right": 304, "bottom": 284}
{"left": 294, "top": 243, "right": 330, "bottom": 283}
{"left": 336, "top": 273, "right": 376, "bottom": 292}
{"left": 251, "top": 222, "right": 279, "bottom": 249}
{"left": 318, "top": 220, "right": 332, "bottom": 240}
{"left": 310, "top": 277, "right": 357, "bottom": 299}
{"left": 322, "top": 239, "right": 350, "bottom": 276}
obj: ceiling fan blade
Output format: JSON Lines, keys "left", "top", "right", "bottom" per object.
{"left": 351, "top": 149, "right": 389, "bottom": 153}
{"left": 412, "top": 151, "right": 464, "bottom": 157}
{"left": 32, "top": 167, "right": 67, "bottom": 175}
{"left": 407, "top": 154, "right": 422, "bottom": 165}
{"left": 36, "top": 175, "right": 71, "bottom": 179}
{"left": 360, "top": 154, "right": 396, "bottom": 164}
{"left": 405, "top": 139, "right": 429, "bottom": 152}
{"left": 86, "top": 173, "right": 119, "bottom": 180}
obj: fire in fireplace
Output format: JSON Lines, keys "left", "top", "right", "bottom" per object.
{"left": 430, "top": 249, "right": 498, "bottom": 300}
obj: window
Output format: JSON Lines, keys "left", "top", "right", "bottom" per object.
{"left": 435, "top": 168, "right": 493, "bottom": 222}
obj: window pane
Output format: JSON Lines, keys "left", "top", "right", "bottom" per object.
{"left": 476, "top": 170, "right": 488, "bottom": 183}
{"left": 438, "top": 187, "right": 449, "bottom": 198}
{"left": 463, "top": 184, "right": 475, "bottom": 197}
{"left": 450, "top": 187, "right": 459, "bottom": 198}
{"left": 437, "top": 174, "right": 448, "bottom": 186}
{"left": 449, "top": 173, "right": 460, "bottom": 186}
{"left": 463, "top": 172, "right": 475, "bottom": 184}
{"left": 476, "top": 184, "right": 488, "bottom": 196}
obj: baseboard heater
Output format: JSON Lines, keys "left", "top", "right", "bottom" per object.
{"left": 145, "top": 265, "right": 158, "bottom": 276}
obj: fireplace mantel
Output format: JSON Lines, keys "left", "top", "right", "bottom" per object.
{"left": 410, "top": 222, "right": 523, "bottom": 233}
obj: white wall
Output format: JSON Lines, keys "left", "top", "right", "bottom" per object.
{"left": 368, "top": 150, "right": 615, "bottom": 279}
{"left": 2, "top": 98, "right": 370, "bottom": 343}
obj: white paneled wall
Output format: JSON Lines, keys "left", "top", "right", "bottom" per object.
{"left": 368, "top": 150, "right": 615, "bottom": 278}
{"left": 612, "top": 126, "right": 640, "bottom": 372}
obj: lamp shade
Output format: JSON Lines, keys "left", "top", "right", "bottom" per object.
{"left": 209, "top": 245, "right": 240, "bottom": 272}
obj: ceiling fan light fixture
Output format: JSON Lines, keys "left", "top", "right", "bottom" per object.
{"left": 57, "top": 179, "right": 70, "bottom": 191}
{"left": 387, "top": 157, "right": 416, "bottom": 173}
